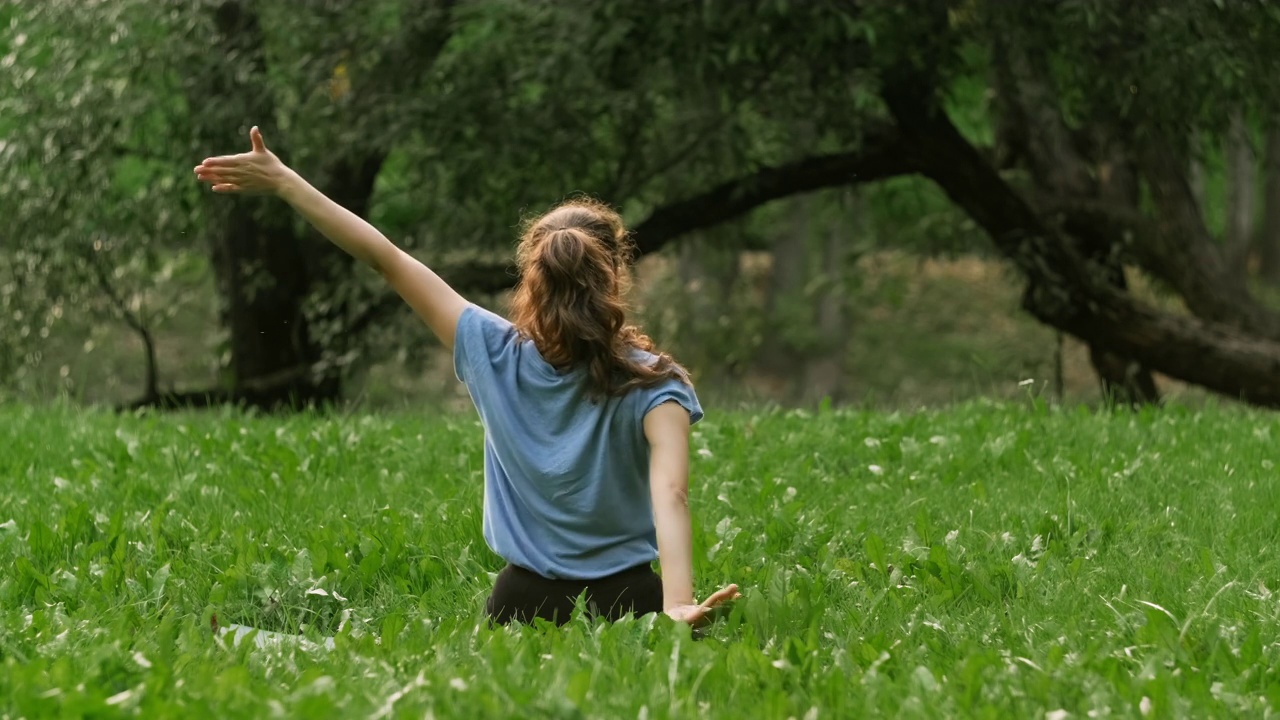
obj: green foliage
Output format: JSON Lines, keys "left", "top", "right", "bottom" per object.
{"left": 3, "top": 403, "right": 1280, "bottom": 716}
{"left": 1, "top": 0, "right": 892, "bottom": 394}
{"left": 0, "top": 0, "right": 206, "bottom": 386}
{"left": 971, "top": 1, "right": 1280, "bottom": 139}
{"left": 5, "top": 0, "right": 1280, "bottom": 403}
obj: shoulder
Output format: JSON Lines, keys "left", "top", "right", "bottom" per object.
{"left": 626, "top": 345, "right": 659, "bottom": 367}
{"left": 454, "top": 303, "right": 518, "bottom": 381}
{"left": 627, "top": 347, "right": 704, "bottom": 424}
{"left": 460, "top": 303, "right": 514, "bottom": 335}
{"left": 626, "top": 346, "right": 682, "bottom": 375}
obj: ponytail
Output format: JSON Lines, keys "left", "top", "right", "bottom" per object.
{"left": 511, "top": 198, "right": 688, "bottom": 399}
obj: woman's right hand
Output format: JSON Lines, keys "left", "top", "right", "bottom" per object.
{"left": 194, "top": 126, "right": 292, "bottom": 196}
{"left": 664, "top": 584, "right": 741, "bottom": 627}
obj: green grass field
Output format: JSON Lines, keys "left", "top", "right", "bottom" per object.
{"left": 2, "top": 401, "right": 1279, "bottom": 718}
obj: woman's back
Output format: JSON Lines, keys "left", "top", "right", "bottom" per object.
{"left": 454, "top": 304, "right": 702, "bottom": 580}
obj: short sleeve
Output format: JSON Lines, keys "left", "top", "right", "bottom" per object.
{"left": 642, "top": 375, "right": 704, "bottom": 425}
{"left": 452, "top": 304, "right": 514, "bottom": 384}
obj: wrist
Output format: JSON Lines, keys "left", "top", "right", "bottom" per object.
{"left": 663, "top": 593, "right": 696, "bottom": 611}
{"left": 273, "top": 166, "right": 304, "bottom": 201}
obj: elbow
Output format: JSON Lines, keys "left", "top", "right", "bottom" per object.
{"left": 655, "top": 485, "right": 689, "bottom": 509}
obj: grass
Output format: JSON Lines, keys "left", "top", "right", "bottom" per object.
{"left": 2, "top": 400, "right": 1279, "bottom": 718}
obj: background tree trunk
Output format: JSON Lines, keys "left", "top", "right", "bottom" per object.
{"left": 211, "top": 201, "right": 332, "bottom": 405}
{"left": 762, "top": 196, "right": 814, "bottom": 392}
{"left": 1224, "top": 110, "right": 1257, "bottom": 280}
{"left": 800, "top": 191, "right": 856, "bottom": 404}
{"left": 1188, "top": 130, "right": 1210, "bottom": 219}
{"left": 193, "top": 1, "right": 338, "bottom": 409}
{"left": 1259, "top": 126, "right": 1280, "bottom": 283}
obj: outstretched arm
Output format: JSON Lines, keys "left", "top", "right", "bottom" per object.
{"left": 194, "top": 127, "right": 468, "bottom": 349}
{"left": 644, "top": 401, "right": 740, "bottom": 626}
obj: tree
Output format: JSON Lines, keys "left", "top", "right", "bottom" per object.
{"left": 879, "top": 0, "right": 1280, "bottom": 406}
{"left": 2, "top": 0, "right": 458, "bottom": 407}
{"left": 434, "top": 0, "right": 1280, "bottom": 407}
{"left": 8, "top": 0, "right": 1280, "bottom": 409}
{"left": 0, "top": 1, "right": 197, "bottom": 398}
{"left": 5, "top": 0, "right": 896, "bottom": 407}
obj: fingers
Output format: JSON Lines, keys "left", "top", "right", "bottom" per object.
{"left": 195, "top": 171, "right": 235, "bottom": 187}
{"left": 250, "top": 126, "right": 267, "bottom": 153}
{"left": 191, "top": 166, "right": 240, "bottom": 192}
{"left": 196, "top": 154, "right": 246, "bottom": 168}
{"left": 699, "top": 584, "right": 741, "bottom": 608}
{"left": 662, "top": 585, "right": 743, "bottom": 629}
{"left": 193, "top": 162, "right": 245, "bottom": 182}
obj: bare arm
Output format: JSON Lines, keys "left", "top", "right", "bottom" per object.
{"left": 194, "top": 127, "right": 467, "bottom": 349}
{"left": 644, "top": 401, "right": 740, "bottom": 625}
{"left": 646, "top": 401, "right": 696, "bottom": 608}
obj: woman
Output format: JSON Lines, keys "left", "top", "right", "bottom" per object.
{"left": 194, "top": 128, "right": 740, "bottom": 627}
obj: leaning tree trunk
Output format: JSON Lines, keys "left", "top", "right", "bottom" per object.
{"left": 883, "top": 79, "right": 1280, "bottom": 407}
{"left": 989, "top": 25, "right": 1159, "bottom": 406}
{"left": 1084, "top": 144, "right": 1160, "bottom": 406}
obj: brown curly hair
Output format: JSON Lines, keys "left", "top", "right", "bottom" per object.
{"left": 510, "top": 197, "right": 690, "bottom": 399}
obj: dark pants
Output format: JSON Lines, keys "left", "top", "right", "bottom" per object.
{"left": 485, "top": 561, "right": 664, "bottom": 626}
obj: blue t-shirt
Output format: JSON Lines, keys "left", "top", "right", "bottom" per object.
{"left": 453, "top": 304, "right": 703, "bottom": 580}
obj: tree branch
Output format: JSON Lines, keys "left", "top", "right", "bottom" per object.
{"left": 86, "top": 245, "right": 159, "bottom": 402}
{"left": 342, "top": 124, "right": 915, "bottom": 336}
{"left": 629, "top": 123, "right": 912, "bottom": 256}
